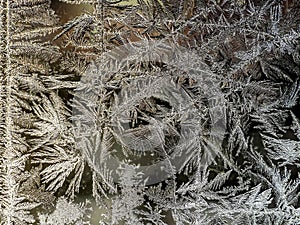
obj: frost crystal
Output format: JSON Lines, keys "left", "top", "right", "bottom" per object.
{"left": 0, "top": 0, "right": 299, "bottom": 224}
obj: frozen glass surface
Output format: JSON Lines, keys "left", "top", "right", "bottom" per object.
{"left": 0, "top": 0, "right": 299, "bottom": 224}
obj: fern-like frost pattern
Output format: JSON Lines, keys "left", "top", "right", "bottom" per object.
{"left": 0, "top": 0, "right": 299, "bottom": 225}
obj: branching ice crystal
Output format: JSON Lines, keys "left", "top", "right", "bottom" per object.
{"left": 0, "top": 0, "right": 299, "bottom": 224}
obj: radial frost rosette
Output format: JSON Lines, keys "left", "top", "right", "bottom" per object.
{"left": 72, "top": 40, "right": 226, "bottom": 185}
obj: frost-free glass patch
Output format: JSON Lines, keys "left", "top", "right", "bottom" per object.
{"left": 0, "top": 1, "right": 299, "bottom": 225}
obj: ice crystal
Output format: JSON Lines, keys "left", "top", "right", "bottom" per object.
{"left": 0, "top": 0, "right": 299, "bottom": 224}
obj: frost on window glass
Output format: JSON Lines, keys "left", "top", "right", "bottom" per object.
{"left": 0, "top": 0, "right": 299, "bottom": 224}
